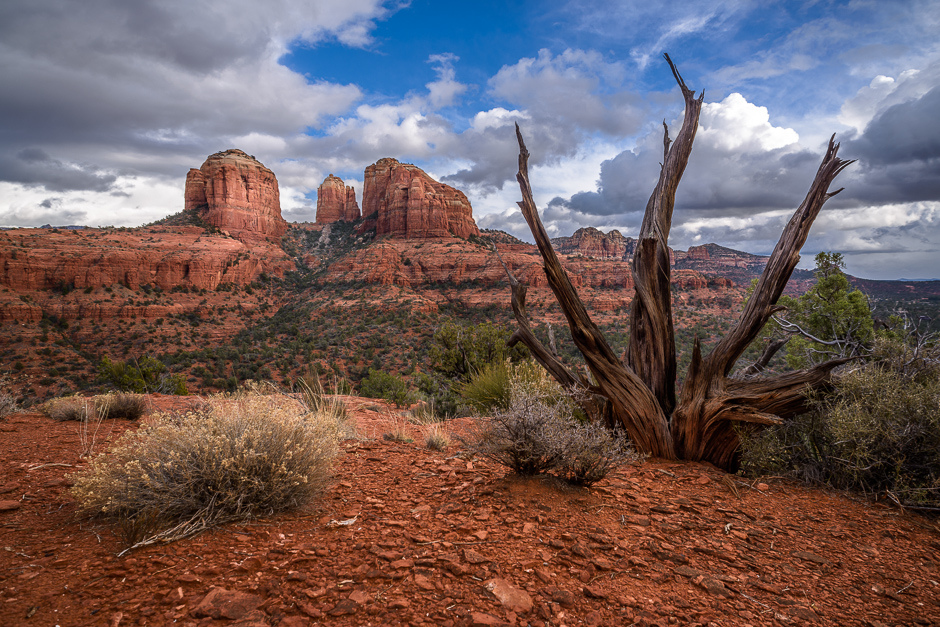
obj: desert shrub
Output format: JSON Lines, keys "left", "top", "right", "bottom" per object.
{"left": 98, "top": 355, "right": 188, "bottom": 395}
{"left": 460, "top": 359, "right": 561, "bottom": 415}
{"left": 359, "top": 368, "right": 413, "bottom": 408}
{"left": 0, "top": 376, "right": 17, "bottom": 420}
{"left": 555, "top": 420, "right": 636, "bottom": 486}
{"left": 296, "top": 376, "right": 354, "bottom": 439}
{"left": 430, "top": 321, "right": 527, "bottom": 382}
{"left": 95, "top": 392, "right": 147, "bottom": 421}
{"left": 414, "top": 372, "right": 462, "bottom": 418}
{"left": 467, "top": 376, "right": 636, "bottom": 484}
{"left": 425, "top": 424, "right": 450, "bottom": 451}
{"left": 740, "top": 337, "right": 940, "bottom": 508}
{"left": 381, "top": 413, "right": 414, "bottom": 443}
{"left": 71, "top": 394, "right": 340, "bottom": 552}
{"left": 408, "top": 400, "right": 441, "bottom": 424}
{"left": 42, "top": 396, "right": 94, "bottom": 422}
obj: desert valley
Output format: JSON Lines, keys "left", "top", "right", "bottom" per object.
{"left": 2, "top": 150, "right": 940, "bottom": 627}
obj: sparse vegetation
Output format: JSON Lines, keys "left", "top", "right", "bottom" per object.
{"left": 740, "top": 335, "right": 940, "bottom": 509}
{"left": 95, "top": 392, "right": 147, "bottom": 421}
{"left": 0, "top": 376, "right": 17, "bottom": 420}
{"left": 424, "top": 423, "right": 450, "bottom": 451}
{"left": 359, "top": 368, "right": 414, "bottom": 408}
{"left": 467, "top": 374, "right": 636, "bottom": 485}
{"left": 42, "top": 396, "right": 93, "bottom": 422}
{"left": 71, "top": 393, "right": 340, "bottom": 553}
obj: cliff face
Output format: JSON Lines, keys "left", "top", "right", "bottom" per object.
{"left": 361, "top": 158, "right": 479, "bottom": 239}
{"left": 185, "top": 149, "right": 287, "bottom": 241}
{"left": 0, "top": 226, "right": 290, "bottom": 323}
{"left": 316, "top": 174, "right": 360, "bottom": 224}
{"left": 552, "top": 227, "right": 637, "bottom": 260}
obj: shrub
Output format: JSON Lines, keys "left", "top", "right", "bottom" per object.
{"left": 740, "top": 337, "right": 940, "bottom": 508}
{"left": 0, "top": 376, "right": 17, "bottom": 420}
{"left": 467, "top": 377, "right": 635, "bottom": 484}
{"left": 71, "top": 394, "right": 340, "bottom": 553}
{"left": 359, "top": 368, "right": 413, "bottom": 408}
{"left": 381, "top": 413, "right": 414, "bottom": 443}
{"left": 296, "top": 376, "right": 354, "bottom": 440}
{"left": 42, "top": 396, "right": 93, "bottom": 422}
{"left": 460, "top": 359, "right": 561, "bottom": 415}
{"left": 408, "top": 400, "right": 441, "bottom": 424}
{"left": 95, "top": 392, "right": 147, "bottom": 421}
{"left": 97, "top": 355, "right": 188, "bottom": 395}
{"left": 425, "top": 424, "right": 450, "bottom": 451}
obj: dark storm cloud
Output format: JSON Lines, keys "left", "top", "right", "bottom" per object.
{"left": 850, "top": 86, "right": 940, "bottom": 165}
{"left": 842, "top": 86, "right": 940, "bottom": 205}
{"left": 0, "top": 149, "right": 117, "bottom": 192}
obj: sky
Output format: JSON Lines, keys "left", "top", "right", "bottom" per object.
{"left": 1, "top": 0, "right": 938, "bottom": 280}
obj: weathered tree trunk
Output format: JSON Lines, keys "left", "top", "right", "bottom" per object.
{"left": 497, "top": 54, "right": 855, "bottom": 471}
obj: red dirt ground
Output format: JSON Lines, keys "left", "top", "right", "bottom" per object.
{"left": 2, "top": 395, "right": 939, "bottom": 627}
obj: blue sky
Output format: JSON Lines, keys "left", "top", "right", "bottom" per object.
{"left": 1, "top": 0, "right": 938, "bottom": 279}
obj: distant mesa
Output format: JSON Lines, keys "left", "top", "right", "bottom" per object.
{"left": 355, "top": 157, "right": 479, "bottom": 239}
{"left": 316, "top": 174, "right": 361, "bottom": 224}
{"left": 185, "top": 149, "right": 287, "bottom": 241}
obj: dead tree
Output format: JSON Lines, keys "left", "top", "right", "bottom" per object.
{"left": 498, "top": 54, "right": 855, "bottom": 471}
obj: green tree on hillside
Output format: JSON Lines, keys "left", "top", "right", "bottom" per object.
{"left": 775, "top": 252, "right": 874, "bottom": 369}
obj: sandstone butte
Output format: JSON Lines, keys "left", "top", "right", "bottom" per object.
{"left": 315, "top": 174, "right": 361, "bottom": 224}
{"left": 0, "top": 148, "right": 295, "bottom": 324}
{"left": 185, "top": 149, "right": 288, "bottom": 242}
{"left": 358, "top": 157, "right": 479, "bottom": 239}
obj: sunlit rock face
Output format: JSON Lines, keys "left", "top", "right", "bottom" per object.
{"left": 361, "top": 158, "right": 479, "bottom": 239}
{"left": 185, "top": 149, "right": 287, "bottom": 241}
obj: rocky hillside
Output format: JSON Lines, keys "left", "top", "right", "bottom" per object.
{"left": 2, "top": 149, "right": 937, "bottom": 403}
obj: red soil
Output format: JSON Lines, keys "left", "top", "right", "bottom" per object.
{"left": 1, "top": 396, "right": 938, "bottom": 627}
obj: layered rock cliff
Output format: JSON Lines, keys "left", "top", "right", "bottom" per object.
{"left": 185, "top": 149, "right": 287, "bottom": 241}
{"left": 552, "top": 227, "right": 637, "bottom": 260}
{"left": 316, "top": 174, "right": 360, "bottom": 224}
{"left": 361, "top": 158, "right": 479, "bottom": 239}
{"left": 0, "top": 226, "right": 290, "bottom": 323}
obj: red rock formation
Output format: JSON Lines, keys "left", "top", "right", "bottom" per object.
{"left": 316, "top": 175, "right": 360, "bottom": 224}
{"left": 686, "top": 245, "right": 710, "bottom": 261}
{"left": 185, "top": 149, "right": 287, "bottom": 241}
{"left": 0, "top": 226, "right": 291, "bottom": 323}
{"left": 552, "top": 227, "right": 636, "bottom": 260}
{"left": 361, "top": 158, "right": 479, "bottom": 239}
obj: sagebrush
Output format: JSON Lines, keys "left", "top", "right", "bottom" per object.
{"left": 467, "top": 376, "right": 637, "bottom": 485}
{"left": 71, "top": 394, "right": 340, "bottom": 552}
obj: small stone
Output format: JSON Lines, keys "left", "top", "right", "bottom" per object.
{"left": 414, "top": 574, "right": 436, "bottom": 590}
{"left": 792, "top": 551, "right": 829, "bottom": 565}
{"left": 348, "top": 590, "right": 370, "bottom": 604}
{"left": 551, "top": 588, "right": 576, "bottom": 607}
{"left": 0, "top": 501, "right": 21, "bottom": 512}
{"left": 789, "top": 606, "right": 819, "bottom": 621}
{"left": 192, "top": 587, "right": 262, "bottom": 620}
{"left": 756, "top": 483, "right": 769, "bottom": 491}
{"left": 470, "top": 611, "right": 503, "bottom": 626}
{"left": 464, "top": 548, "right": 487, "bottom": 564}
{"left": 484, "top": 578, "right": 533, "bottom": 613}
{"left": 388, "top": 598, "right": 410, "bottom": 609}
{"left": 522, "top": 522, "right": 537, "bottom": 534}
{"left": 327, "top": 599, "right": 359, "bottom": 616}
{"left": 390, "top": 559, "right": 414, "bottom": 569}
{"left": 583, "top": 585, "right": 607, "bottom": 599}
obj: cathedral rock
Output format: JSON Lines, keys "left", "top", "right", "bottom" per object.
{"left": 185, "top": 149, "right": 288, "bottom": 241}
{"left": 361, "top": 158, "right": 479, "bottom": 239}
{"left": 316, "top": 174, "right": 360, "bottom": 224}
